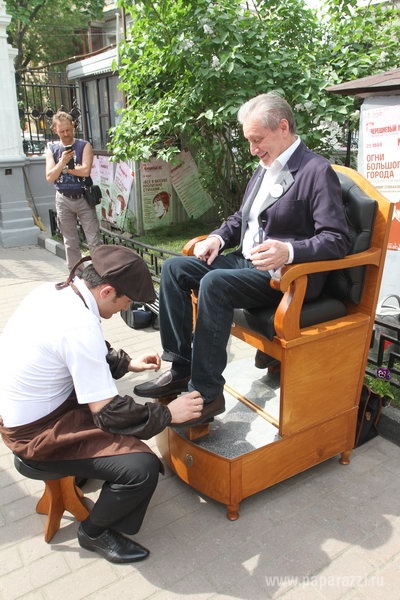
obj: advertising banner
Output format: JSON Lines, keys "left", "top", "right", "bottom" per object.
{"left": 140, "top": 158, "right": 173, "bottom": 228}
{"left": 358, "top": 96, "right": 400, "bottom": 301}
{"left": 92, "top": 156, "right": 134, "bottom": 229}
{"left": 169, "top": 150, "right": 213, "bottom": 219}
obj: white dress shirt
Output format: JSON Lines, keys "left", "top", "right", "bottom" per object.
{"left": 242, "top": 136, "right": 301, "bottom": 260}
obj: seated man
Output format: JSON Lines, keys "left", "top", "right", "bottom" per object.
{"left": 0, "top": 245, "right": 203, "bottom": 563}
{"left": 134, "top": 91, "right": 351, "bottom": 425}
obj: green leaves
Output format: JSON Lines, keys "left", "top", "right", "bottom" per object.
{"left": 110, "top": 0, "right": 400, "bottom": 215}
{"left": 6, "top": 0, "right": 105, "bottom": 71}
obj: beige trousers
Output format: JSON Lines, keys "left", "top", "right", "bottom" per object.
{"left": 55, "top": 191, "right": 101, "bottom": 271}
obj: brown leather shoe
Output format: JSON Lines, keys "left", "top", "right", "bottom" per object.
{"left": 174, "top": 393, "right": 225, "bottom": 428}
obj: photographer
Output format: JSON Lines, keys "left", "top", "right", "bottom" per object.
{"left": 46, "top": 111, "right": 101, "bottom": 272}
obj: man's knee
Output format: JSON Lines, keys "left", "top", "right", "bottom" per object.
{"left": 161, "top": 255, "right": 196, "bottom": 282}
{"left": 199, "top": 269, "right": 224, "bottom": 293}
{"left": 115, "top": 452, "right": 160, "bottom": 487}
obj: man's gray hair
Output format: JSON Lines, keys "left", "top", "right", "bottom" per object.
{"left": 237, "top": 91, "right": 296, "bottom": 134}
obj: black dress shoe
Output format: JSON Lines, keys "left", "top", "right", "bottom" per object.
{"left": 134, "top": 370, "right": 190, "bottom": 398}
{"left": 174, "top": 393, "right": 225, "bottom": 428}
{"left": 77, "top": 525, "right": 149, "bottom": 563}
{"left": 254, "top": 350, "right": 280, "bottom": 370}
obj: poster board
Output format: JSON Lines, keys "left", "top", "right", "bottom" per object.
{"left": 169, "top": 150, "right": 214, "bottom": 219}
{"left": 358, "top": 95, "right": 400, "bottom": 302}
{"left": 92, "top": 156, "right": 135, "bottom": 230}
{"left": 140, "top": 151, "right": 214, "bottom": 229}
{"left": 140, "top": 158, "right": 173, "bottom": 228}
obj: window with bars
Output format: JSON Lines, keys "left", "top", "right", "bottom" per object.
{"left": 82, "top": 74, "right": 123, "bottom": 151}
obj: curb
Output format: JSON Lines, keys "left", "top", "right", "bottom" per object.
{"left": 379, "top": 404, "right": 400, "bottom": 447}
{"left": 38, "top": 234, "right": 66, "bottom": 260}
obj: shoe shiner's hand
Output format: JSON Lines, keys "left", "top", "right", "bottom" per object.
{"left": 130, "top": 353, "right": 161, "bottom": 373}
{"left": 168, "top": 391, "right": 204, "bottom": 423}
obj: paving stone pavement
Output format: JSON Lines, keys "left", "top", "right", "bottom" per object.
{"left": 1, "top": 244, "right": 400, "bottom": 600}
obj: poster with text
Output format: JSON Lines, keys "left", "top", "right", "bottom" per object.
{"left": 170, "top": 150, "right": 213, "bottom": 218}
{"left": 359, "top": 101, "right": 400, "bottom": 249}
{"left": 141, "top": 158, "right": 173, "bottom": 228}
{"left": 94, "top": 155, "right": 114, "bottom": 222}
{"left": 108, "top": 161, "right": 134, "bottom": 229}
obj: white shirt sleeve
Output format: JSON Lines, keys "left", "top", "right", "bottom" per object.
{"left": 58, "top": 321, "right": 118, "bottom": 404}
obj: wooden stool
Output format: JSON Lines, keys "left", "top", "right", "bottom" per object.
{"left": 14, "top": 454, "right": 90, "bottom": 542}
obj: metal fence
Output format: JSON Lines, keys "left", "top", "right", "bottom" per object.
{"left": 16, "top": 70, "right": 82, "bottom": 155}
{"left": 49, "top": 209, "right": 179, "bottom": 286}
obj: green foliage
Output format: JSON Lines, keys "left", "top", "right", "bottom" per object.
{"left": 110, "top": 0, "right": 400, "bottom": 216}
{"left": 6, "top": 0, "right": 105, "bottom": 71}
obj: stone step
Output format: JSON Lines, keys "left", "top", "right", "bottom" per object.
{"left": 0, "top": 214, "right": 37, "bottom": 230}
{"left": 0, "top": 225, "right": 39, "bottom": 248}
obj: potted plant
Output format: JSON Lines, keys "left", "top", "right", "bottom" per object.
{"left": 364, "top": 369, "right": 395, "bottom": 404}
{"left": 355, "top": 368, "right": 395, "bottom": 447}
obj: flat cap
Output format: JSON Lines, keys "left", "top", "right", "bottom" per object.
{"left": 91, "top": 245, "right": 156, "bottom": 303}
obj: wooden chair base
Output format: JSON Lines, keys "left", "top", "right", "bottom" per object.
{"left": 157, "top": 362, "right": 355, "bottom": 520}
{"left": 158, "top": 409, "right": 354, "bottom": 520}
{"left": 35, "top": 476, "right": 90, "bottom": 542}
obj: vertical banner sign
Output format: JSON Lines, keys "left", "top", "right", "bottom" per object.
{"left": 359, "top": 102, "right": 400, "bottom": 249}
{"left": 140, "top": 158, "right": 173, "bottom": 228}
{"left": 109, "top": 162, "right": 134, "bottom": 230}
{"left": 94, "top": 155, "right": 114, "bottom": 222}
{"left": 93, "top": 157, "right": 134, "bottom": 229}
{"left": 170, "top": 150, "right": 213, "bottom": 218}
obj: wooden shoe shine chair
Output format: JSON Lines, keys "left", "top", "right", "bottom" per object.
{"left": 14, "top": 454, "right": 89, "bottom": 542}
{"left": 156, "top": 165, "right": 393, "bottom": 520}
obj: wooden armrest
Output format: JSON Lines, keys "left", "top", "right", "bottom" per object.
{"left": 182, "top": 235, "right": 208, "bottom": 256}
{"left": 272, "top": 247, "right": 382, "bottom": 292}
{"left": 272, "top": 246, "right": 382, "bottom": 340}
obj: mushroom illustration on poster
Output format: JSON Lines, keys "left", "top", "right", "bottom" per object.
{"left": 141, "top": 158, "right": 172, "bottom": 227}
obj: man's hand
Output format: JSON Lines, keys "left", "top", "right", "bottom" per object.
{"left": 62, "top": 148, "right": 74, "bottom": 164}
{"left": 249, "top": 239, "right": 289, "bottom": 271}
{"left": 129, "top": 352, "right": 161, "bottom": 373}
{"left": 193, "top": 236, "right": 221, "bottom": 265}
{"left": 168, "top": 391, "right": 204, "bottom": 423}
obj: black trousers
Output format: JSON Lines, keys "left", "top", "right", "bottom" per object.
{"left": 28, "top": 452, "right": 160, "bottom": 535}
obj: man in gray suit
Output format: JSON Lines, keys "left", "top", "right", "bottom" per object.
{"left": 134, "top": 91, "right": 351, "bottom": 425}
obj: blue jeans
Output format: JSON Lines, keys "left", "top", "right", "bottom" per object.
{"left": 159, "top": 252, "right": 282, "bottom": 402}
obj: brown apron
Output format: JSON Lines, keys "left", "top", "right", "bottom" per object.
{"left": 0, "top": 395, "right": 156, "bottom": 463}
